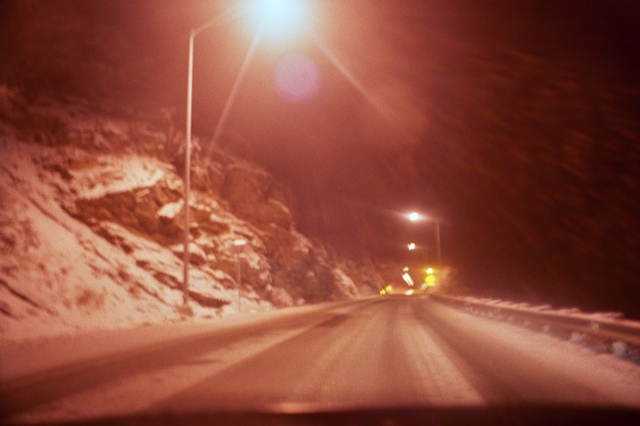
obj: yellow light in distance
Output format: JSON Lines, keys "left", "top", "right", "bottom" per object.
{"left": 426, "top": 274, "right": 436, "bottom": 287}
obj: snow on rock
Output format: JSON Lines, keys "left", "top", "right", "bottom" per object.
{"left": 0, "top": 142, "right": 180, "bottom": 340}
{"left": 0, "top": 92, "right": 378, "bottom": 341}
{"left": 68, "top": 155, "right": 173, "bottom": 201}
{"left": 157, "top": 201, "right": 182, "bottom": 220}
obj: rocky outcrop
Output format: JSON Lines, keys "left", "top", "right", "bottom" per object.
{"left": 221, "top": 163, "right": 293, "bottom": 229}
{"left": 0, "top": 91, "right": 381, "bottom": 339}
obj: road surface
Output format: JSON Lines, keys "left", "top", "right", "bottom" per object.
{"left": 2, "top": 296, "right": 640, "bottom": 424}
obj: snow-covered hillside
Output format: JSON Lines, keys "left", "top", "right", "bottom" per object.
{"left": 0, "top": 88, "right": 382, "bottom": 341}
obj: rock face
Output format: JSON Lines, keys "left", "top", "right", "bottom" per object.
{"left": 0, "top": 91, "right": 383, "bottom": 340}
{"left": 222, "top": 164, "right": 293, "bottom": 229}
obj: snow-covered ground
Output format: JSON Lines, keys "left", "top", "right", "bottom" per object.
{"left": 0, "top": 299, "right": 350, "bottom": 382}
{"left": 2, "top": 297, "right": 639, "bottom": 424}
{"left": 441, "top": 294, "right": 640, "bottom": 330}
{"left": 435, "top": 294, "right": 640, "bottom": 364}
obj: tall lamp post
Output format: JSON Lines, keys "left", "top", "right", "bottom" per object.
{"left": 182, "top": 14, "right": 232, "bottom": 315}
{"left": 182, "top": 1, "right": 307, "bottom": 314}
{"left": 232, "top": 239, "right": 247, "bottom": 313}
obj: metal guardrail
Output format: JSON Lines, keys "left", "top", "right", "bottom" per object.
{"left": 433, "top": 294, "right": 640, "bottom": 364}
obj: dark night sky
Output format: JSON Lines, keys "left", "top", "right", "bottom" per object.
{"left": 1, "top": 0, "right": 639, "bottom": 316}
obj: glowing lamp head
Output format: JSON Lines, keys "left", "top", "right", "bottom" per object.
{"left": 407, "top": 211, "right": 423, "bottom": 222}
{"left": 247, "top": 0, "right": 309, "bottom": 40}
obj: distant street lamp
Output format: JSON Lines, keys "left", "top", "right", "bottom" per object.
{"left": 233, "top": 239, "right": 247, "bottom": 313}
{"left": 181, "top": 2, "right": 307, "bottom": 314}
{"left": 435, "top": 219, "right": 441, "bottom": 269}
{"left": 406, "top": 211, "right": 442, "bottom": 269}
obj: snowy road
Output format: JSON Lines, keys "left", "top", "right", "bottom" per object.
{"left": 2, "top": 296, "right": 640, "bottom": 424}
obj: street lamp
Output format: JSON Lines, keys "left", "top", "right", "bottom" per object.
{"left": 247, "top": 0, "right": 309, "bottom": 39}
{"left": 233, "top": 239, "right": 247, "bottom": 313}
{"left": 435, "top": 219, "right": 441, "bottom": 269}
{"left": 181, "top": 2, "right": 306, "bottom": 314}
{"left": 406, "top": 211, "right": 441, "bottom": 269}
{"left": 182, "top": 14, "right": 231, "bottom": 315}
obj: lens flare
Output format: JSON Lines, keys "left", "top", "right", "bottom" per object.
{"left": 274, "top": 52, "right": 320, "bottom": 101}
